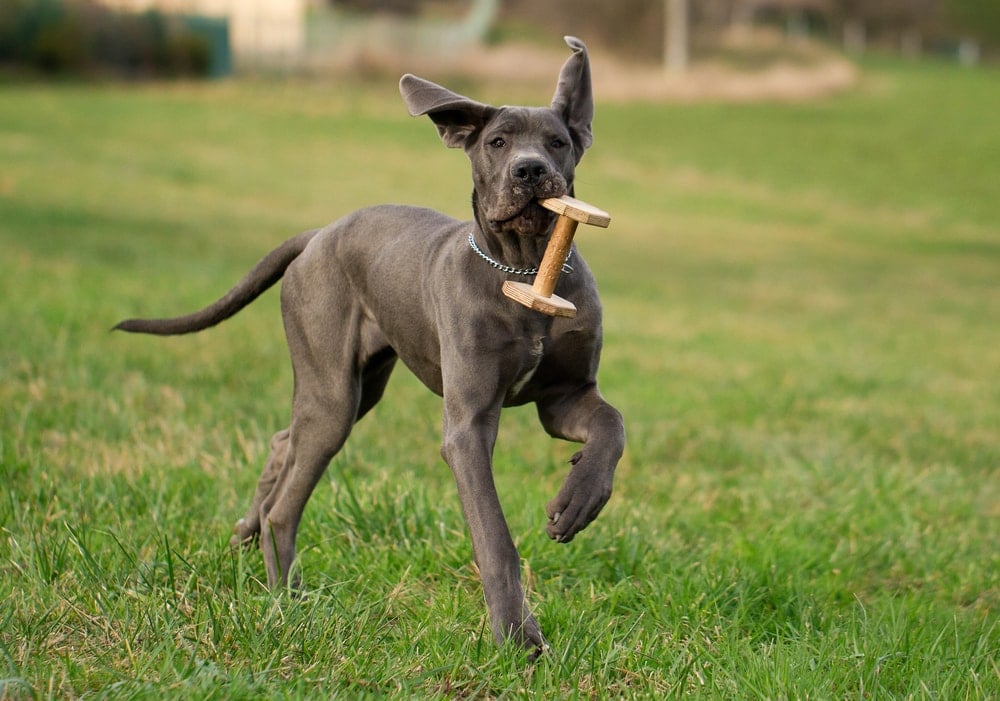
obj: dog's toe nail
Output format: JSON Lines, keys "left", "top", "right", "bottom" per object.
{"left": 551, "top": 511, "right": 561, "bottom": 524}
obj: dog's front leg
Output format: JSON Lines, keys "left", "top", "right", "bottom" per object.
{"left": 537, "top": 384, "right": 625, "bottom": 543}
{"left": 440, "top": 391, "right": 546, "bottom": 654}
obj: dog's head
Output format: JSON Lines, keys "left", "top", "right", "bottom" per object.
{"left": 400, "top": 36, "right": 593, "bottom": 238}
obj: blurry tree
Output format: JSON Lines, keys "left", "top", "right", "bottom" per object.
{"left": 945, "top": 0, "right": 1000, "bottom": 46}
{"left": 832, "top": 0, "right": 938, "bottom": 53}
{"left": 0, "top": 0, "right": 210, "bottom": 76}
{"left": 333, "top": 0, "right": 999, "bottom": 57}
{"left": 502, "top": 0, "right": 668, "bottom": 61}
{"left": 331, "top": 0, "right": 421, "bottom": 13}
{"left": 832, "top": 0, "right": 938, "bottom": 31}
{"left": 328, "top": 0, "right": 475, "bottom": 15}
{"left": 831, "top": 0, "right": 1000, "bottom": 53}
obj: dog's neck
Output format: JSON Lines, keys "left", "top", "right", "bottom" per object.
{"left": 470, "top": 191, "right": 553, "bottom": 273}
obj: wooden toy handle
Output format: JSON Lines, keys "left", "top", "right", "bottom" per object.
{"left": 532, "top": 216, "right": 579, "bottom": 298}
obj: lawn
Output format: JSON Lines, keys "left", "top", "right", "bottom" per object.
{"left": 1, "top": 57, "right": 998, "bottom": 698}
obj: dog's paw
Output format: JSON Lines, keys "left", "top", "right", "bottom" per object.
{"left": 229, "top": 518, "right": 260, "bottom": 550}
{"left": 545, "top": 450, "right": 613, "bottom": 543}
{"left": 505, "top": 615, "right": 549, "bottom": 662}
{"left": 525, "top": 630, "right": 550, "bottom": 663}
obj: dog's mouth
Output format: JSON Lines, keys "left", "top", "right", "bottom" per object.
{"left": 480, "top": 174, "right": 569, "bottom": 236}
{"left": 491, "top": 201, "right": 556, "bottom": 236}
{"left": 489, "top": 188, "right": 568, "bottom": 236}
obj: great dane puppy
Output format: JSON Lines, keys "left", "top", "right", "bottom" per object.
{"left": 115, "top": 36, "right": 625, "bottom": 654}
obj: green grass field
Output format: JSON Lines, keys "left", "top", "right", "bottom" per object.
{"left": 1, "top": 57, "right": 998, "bottom": 698}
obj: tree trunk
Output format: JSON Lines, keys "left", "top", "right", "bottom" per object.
{"left": 665, "top": 0, "right": 689, "bottom": 72}
{"left": 843, "top": 17, "right": 866, "bottom": 54}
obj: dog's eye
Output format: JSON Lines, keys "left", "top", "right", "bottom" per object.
{"left": 490, "top": 137, "right": 506, "bottom": 148}
{"left": 550, "top": 138, "right": 567, "bottom": 149}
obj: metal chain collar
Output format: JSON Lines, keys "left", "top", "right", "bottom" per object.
{"left": 467, "top": 231, "right": 573, "bottom": 276}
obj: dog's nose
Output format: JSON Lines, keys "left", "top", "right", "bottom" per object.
{"left": 511, "top": 158, "right": 551, "bottom": 186}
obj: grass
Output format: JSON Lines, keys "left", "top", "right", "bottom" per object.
{"left": 1, "top": 57, "right": 998, "bottom": 698}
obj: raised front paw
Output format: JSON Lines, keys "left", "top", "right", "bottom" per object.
{"left": 545, "top": 450, "right": 613, "bottom": 543}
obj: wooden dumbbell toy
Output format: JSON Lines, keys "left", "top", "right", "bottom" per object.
{"left": 502, "top": 195, "right": 611, "bottom": 318}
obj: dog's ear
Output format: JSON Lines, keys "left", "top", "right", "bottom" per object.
{"left": 400, "top": 74, "right": 496, "bottom": 149}
{"left": 551, "top": 36, "right": 594, "bottom": 159}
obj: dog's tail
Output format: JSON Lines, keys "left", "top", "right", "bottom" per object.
{"left": 113, "top": 229, "right": 319, "bottom": 336}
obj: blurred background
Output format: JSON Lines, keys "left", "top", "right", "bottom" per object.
{"left": 2, "top": 0, "right": 998, "bottom": 696}
{"left": 1, "top": 0, "right": 998, "bottom": 81}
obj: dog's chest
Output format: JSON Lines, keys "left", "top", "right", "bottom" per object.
{"left": 508, "top": 336, "right": 545, "bottom": 398}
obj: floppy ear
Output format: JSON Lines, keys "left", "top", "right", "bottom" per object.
{"left": 550, "top": 36, "right": 594, "bottom": 158}
{"left": 399, "top": 74, "right": 496, "bottom": 149}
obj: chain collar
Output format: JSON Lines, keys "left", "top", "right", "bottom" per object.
{"left": 467, "top": 231, "right": 573, "bottom": 276}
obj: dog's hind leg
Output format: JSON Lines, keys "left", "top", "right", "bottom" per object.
{"left": 231, "top": 350, "right": 396, "bottom": 551}
{"left": 231, "top": 329, "right": 396, "bottom": 555}
{"left": 230, "top": 428, "right": 290, "bottom": 548}
{"left": 254, "top": 257, "right": 377, "bottom": 588}
{"left": 357, "top": 348, "right": 398, "bottom": 421}
{"left": 257, "top": 367, "right": 361, "bottom": 588}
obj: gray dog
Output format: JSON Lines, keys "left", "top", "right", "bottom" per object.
{"left": 115, "top": 36, "right": 625, "bottom": 654}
